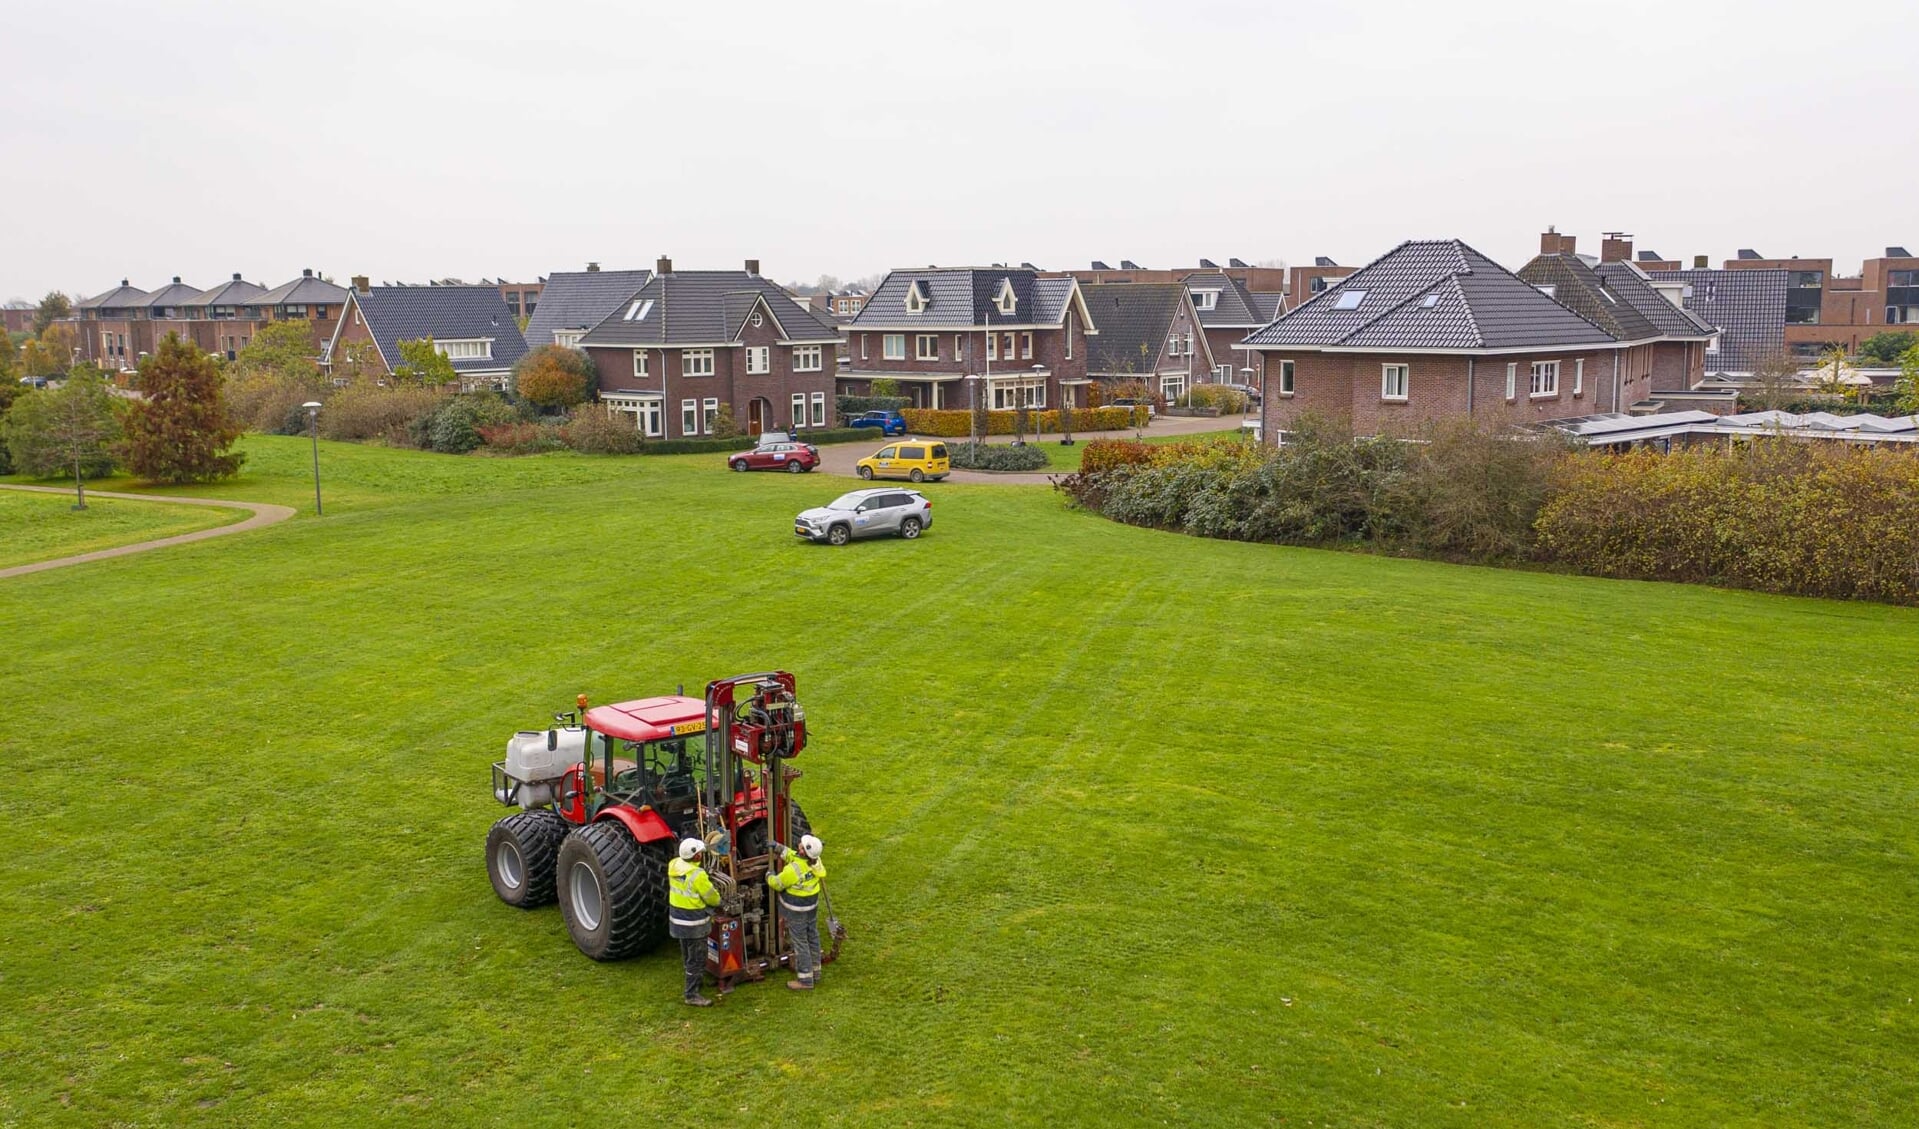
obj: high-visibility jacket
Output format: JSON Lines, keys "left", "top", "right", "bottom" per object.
{"left": 668, "top": 857, "right": 721, "bottom": 927}
{"left": 767, "top": 850, "right": 825, "bottom": 914}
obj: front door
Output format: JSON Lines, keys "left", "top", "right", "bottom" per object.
{"left": 748, "top": 399, "right": 767, "bottom": 435}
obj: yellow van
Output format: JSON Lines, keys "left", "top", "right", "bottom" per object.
{"left": 855, "top": 439, "right": 950, "bottom": 483}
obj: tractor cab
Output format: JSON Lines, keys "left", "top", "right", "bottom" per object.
{"left": 484, "top": 672, "right": 843, "bottom": 987}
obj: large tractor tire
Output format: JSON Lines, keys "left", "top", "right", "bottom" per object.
{"left": 487, "top": 809, "right": 567, "bottom": 909}
{"left": 557, "top": 822, "right": 668, "bottom": 961}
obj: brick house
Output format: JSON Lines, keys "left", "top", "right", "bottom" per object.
{"left": 326, "top": 281, "right": 529, "bottom": 391}
{"left": 254, "top": 269, "right": 350, "bottom": 354}
{"left": 523, "top": 265, "right": 652, "bottom": 351}
{"left": 183, "top": 274, "right": 270, "bottom": 361}
{"left": 74, "top": 280, "right": 150, "bottom": 370}
{"left": 1183, "top": 272, "right": 1283, "bottom": 384}
{"left": 1, "top": 301, "right": 34, "bottom": 336}
{"left": 1285, "top": 257, "right": 1359, "bottom": 309}
{"left": 842, "top": 267, "right": 1098, "bottom": 411}
{"left": 1517, "top": 231, "right": 1717, "bottom": 395}
{"left": 138, "top": 277, "right": 206, "bottom": 361}
{"left": 1244, "top": 239, "right": 1658, "bottom": 440}
{"left": 578, "top": 258, "right": 842, "bottom": 438}
{"left": 1082, "top": 282, "right": 1216, "bottom": 399}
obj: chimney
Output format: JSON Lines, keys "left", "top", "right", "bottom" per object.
{"left": 172, "top": 275, "right": 181, "bottom": 284}
{"left": 351, "top": 275, "right": 370, "bottom": 293}
{"left": 1600, "top": 233, "right": 1633, "bottom": 263}
{"left": 586, "top": 261, "right": 600, "bottom": 272}
{"left": 1539, "top": 227, "right": 1577, "bottom": 256}
{"left": 745, "top": 259, "right": 760, "bottom": 276}
{"left": 231, "top": 272, "right": 242, "bottom": 281}
{"left": 656, "top": 255, "right": 673, "bottom": 276}
{"left": 1693, "top": 255, "right": 1709, "bottom": 269}
{"left": 302, "top": 268, "right": 313, "bottom": 278}
{"left": 121, "top": 278, "right": 129, "bottom": 286}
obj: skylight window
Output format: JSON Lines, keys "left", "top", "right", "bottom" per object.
{"left": 1333, "top": 290, "right": 1366, "bottom": 310}
{"left": 624, "top": 299, "right": 654, "bottom": 321}
{"left": 1420, "top": 294, "right": 1439, "bottom": 308}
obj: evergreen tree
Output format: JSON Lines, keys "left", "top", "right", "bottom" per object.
{"left": 124, "top": 333, "right": 246, "bottom": 483}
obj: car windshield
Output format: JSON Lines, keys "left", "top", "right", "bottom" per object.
{"left": 826, "top": 492, "right": 868, "bottom": 510}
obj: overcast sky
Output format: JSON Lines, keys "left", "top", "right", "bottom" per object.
{"left": 4, "top": 0, "right": 1915, "bottom": 302}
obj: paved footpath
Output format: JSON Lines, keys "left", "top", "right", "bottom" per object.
{"left": 0, "top": 484, "right": 296, "bottom": 579}
{"left": 813, "top": 412, "right": 1251, "bottom": 486}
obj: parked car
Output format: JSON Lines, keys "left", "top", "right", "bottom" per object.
{"left": 856, "top": 440, "right": 949, "bottom": 483}
{"left": 850, "top": 410, "right": 908, "bottom": 436}
{"left": 1108, "top": 397, "right": 1156, "bottom": 419}
{"left": 753, "top": 431, "right": 818, "bottom": 457}
{"left": 795, "top": 488, "right": 932, "bottom": 546}
{"left": 1222, "top": 381, "right": 1262, "bottom": 407}
{"left": 728, "top": 442, "right": 820, "bottom": 473}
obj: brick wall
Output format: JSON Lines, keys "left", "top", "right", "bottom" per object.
{"left": 1261, "top": 347, "right": 1634, "bottom": 437}
{"left": 587, "top": 337, "right": 836, "bottom": 438}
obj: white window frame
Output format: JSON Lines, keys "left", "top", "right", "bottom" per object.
{"left": 1529, "top": 360, "right": 1559, "bottom": 398}
{"left": 745, "top": 345, "right": 770, "bottom": 374}
{"left": 915, "top": 334, "right": 939, "bottom": 361}
{"left": 634, "top": 350, "right": 649, "bottom": 377}
{"left": 681, "top": 399, "right": 698, "bottom": 436}
{"left": 986, "top": 334, "right": 998, "bottom": 361}
{"left": 702, "top": 397, "right": 719, "bottom": 434}
{"left": 1573, "top": 357, "right": 1584, "bottom": 396}
{"left": 1192, "top": 290, "right": 1219, "bottom": 311}
{"left": 905, "top": 282, "right": 927, "bottom": 314}
{"left": 811, "top": 392, "right": 826, "bottom": 427}
{"left": 435, "top": 338, "right": 493, "bottom": 360}
{"left": 954, "top": 333, "right": 964, "bottom": 360}
{"left": 1505, "top": 362, "right": 1517, "bottom": 400}
{"left": 792, "top": 344, "right": 822, "bottom": 372}
{"left": 1065, "top": 319, "right": 1073, "bottom": 359}
{"left": 791, "top": 393, "right": 807, "bottom": 428}
{"left": 1279, "top": 359, "right": 1295, "bottom": 397}
{"left": 1020, "top": 332, "right": 1033, "bottom": 359}
{"left": 1381, "top": 363, "right": 1409, "bottom": 401}
{"left": 1160, "top": 373, "right": 1187, "bottom": 398}
{"left": 882, "top": 333, "right": 906, "bottom": 360}
{"left": 860, "top": 333, "right": 868, "bottom": 360}
{"left": 682, "top": 348, "right": 715, "bottom": 377}
{"left": 555, "top": 331, "right": 584, "bottom": 350}
{"left": 996, "top": 279, "right": 1017, "bottom": 315}
{"left": 988, "top": 377, "right": 1046, "bottom": 410}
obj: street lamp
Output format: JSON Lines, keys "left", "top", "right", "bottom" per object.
{"left": 965, "top": 373, "right": 983, "bottom": 453}
{"left": 303, "top": 401, "right": 323, "bottom": 515}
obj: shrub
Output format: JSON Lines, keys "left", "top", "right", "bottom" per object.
{"left": 1078, "top": 439, "right": 1154, "bottom": 475}
{"left": 901, "top": 406, "right": 1140, "bottom": 437}
{"left": 641, "top": 436, "right": 757, "bottom": 455}
{"left": 835, "top": 395, "right": 911, "bottom": 423}
{"left": 950, "top": 443, "right": 1049, "bottom": 471}
{"left": 320, "top": 385, "right": 447, "bottom": 446}
{"left": 869, "top": 378, "right": 902, "bottom": 397}
{"left": 1372, "top": 420, "right": 1572, "bottom": 560}
{"left": 477, "top": 421, "right": 567, "bottom": 455}
{"left": 512, "top": 345, "right": 597, "bottom": 410}
{"left": 420, "top": 394, "right": 520, "bottom": 454}
{"left": 710, "top": 402, "right": 740, "bottom": 439}
{"left": 1175, "top": 385, "right": 1250, "bottom": 413}
{"left": 226, "top": 371, "right": 317, "bottom": 435}
{"left": 560, "top": 409, "right": 645, "bottom": 455}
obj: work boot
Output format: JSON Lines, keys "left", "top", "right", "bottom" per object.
{"left": 684, "top": 994, "right": 714, "bottom": 1007}
{"left": 787, "top": 978, "right": 814, "bottom": 991}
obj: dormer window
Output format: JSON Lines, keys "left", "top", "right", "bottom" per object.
{"left": 905, "top": 280, "right": 928, "bottom": 315}
{"left": 995, "top": 278, "right": 1017, "bottom": 316}
{"left": 1191, "top": 290, "right": 1219, "bottom": 311}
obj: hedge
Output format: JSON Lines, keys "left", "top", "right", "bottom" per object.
{"left": 901, "top": 406, "right": 1144, "bottom": 437}
{"left": 835, "top": 395, "right": 911, "bottom": 421}
{"left": 640, "top": 436, "right": 757, "bottom": 455}
{"left": 950, "top": 443, "right": 1050, "bottom": 471}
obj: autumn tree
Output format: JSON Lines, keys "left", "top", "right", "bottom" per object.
{"left": 1, "top": 369, "right": 123, "bottom": 505}
{"left": 32, "top": 290, "right": 72, "bottom": 336}
{"left": 1745, "top": 347, "right": 1804, "bottom": 411}
{"left": 395, "top": 337, "right": 458, "bottom": 387}
{"left": 123, "top": 333, "right": 245, "bottom": 483}
{"left": 0, "top": 329, "right": 18, "bottom": 383}
{"left": 1896, "top": 341, "right": 1919, "bottom": 416}
{"left": 232, "top": 318, "right": 324, "bottom": 387}
{"left": 511, "top": 344, "right": 597, "bottom": 410}
{"left": 20, "top": 323, "right": 78, "bottom": 377}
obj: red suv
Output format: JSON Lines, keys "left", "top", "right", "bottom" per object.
{"left": 728, "top": 442, "right": 820, "bottom": 474}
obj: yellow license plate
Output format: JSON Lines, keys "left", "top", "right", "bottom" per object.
{"left": 671, "top": 720, "right": 707, "bottom": 736}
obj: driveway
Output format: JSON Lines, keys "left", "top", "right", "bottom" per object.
{"left": 814, "top": 413, "right": 1250, "bottom": 486}
{"left": 0, "top": 485, "right": 296, "bottom": 579}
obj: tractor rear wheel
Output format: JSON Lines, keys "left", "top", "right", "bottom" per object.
{"left": 557, "top": 822, "right": 664, "bottom": 961}
{"left": 487, "top": 809, "right": 567, "bottom": 909}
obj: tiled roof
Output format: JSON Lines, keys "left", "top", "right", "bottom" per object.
{"left": 579, "top": 271, "right": 841, "bottom": 347}
{"left": 524, "top": 269, "right": 651, "bottom": 347}
{"left": 140, "top": 278, "right": 204, "bottom": 311}
{"left": 1182, "top": 272, "right": 1267, "bottom": 328}
{"left": 851, "top": 268, "right": 1084, "bottom": 329}
{"left": 1083, "top": 283, "right": 1187, "bottom": 374}
{"left": 1644, "top": 268, "right": 1786, "bottom": 375}
{"left": 1246, "top": 240, "right": 1615, "bottom": 351}
{"left": 256, "top": 272, "right": 351, "bottom": 308}
{"left": 1517, "top": 255, "right": 1660, "bottom": 341}
{"left": 1592, "top": 262, "right": 1718, "bottom": 338}
{"left": 186, "top": 276, "right": 267, "bottom": 309}
{"left": 354, "top": 285, "right": 529, "bottom": 373}
{"left": 77, "top": 280, "right": 150, "bottom": 311}
{"left": 1251, "top": 292, "right": 1286, "bottom": 321}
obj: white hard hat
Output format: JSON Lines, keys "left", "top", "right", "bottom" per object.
{"left": 798, "top": 834, "right": 823, "bottom": 860}
{"left": 678, "top": 838, "right": 706, "bottom": 861}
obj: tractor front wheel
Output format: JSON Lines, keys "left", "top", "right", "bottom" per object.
{"left": 557, "top": 822, "right": 664, "bottom": 961}
{"left": 487, "top": 809, "right": 567, "bottom": 908}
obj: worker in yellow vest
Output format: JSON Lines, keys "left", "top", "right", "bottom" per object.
{"left": 669, "top": 838, "right": 722, "bottom": 1007}
{"left": 767, "top": 834, "right": 827, "bottom": 990}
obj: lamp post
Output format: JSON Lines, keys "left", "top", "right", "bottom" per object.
{"left": 303, "top": 401, "right": 323, "bottom": 515}
{"left": 966, "top": 373, "right": 983, "bottom": 453}
{"left": 1241, "top": 365, "right": 1261, "bottom": 445}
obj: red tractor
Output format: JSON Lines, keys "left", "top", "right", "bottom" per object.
{"left": 485, "top": 672, "right": 842, "bottom": 988}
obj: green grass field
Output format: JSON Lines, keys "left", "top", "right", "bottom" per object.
{"left": 0, "top": 488, "right": 245, "bottom": 569}
{"left": 3, "top": 436, "right": 1916, "bottom": 1127}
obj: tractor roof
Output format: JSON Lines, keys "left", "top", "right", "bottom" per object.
{"left": 583, "top": 696, "right": 708, "bottom": 742}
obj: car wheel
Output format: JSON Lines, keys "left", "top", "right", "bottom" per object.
{"left": 787, "top": 460, "right": 804, "bottom": 474}
{"left": 857, "top": 466, "right": 873, "bottom": 480}
{"left": 828, "top": 524, "right": 850, "bottom": 546}
{"left": 909, "top": 469, "right": 924, "bottom": 483}
{"left": 731, "top": 460, "right": 747, "bottom": 472}
{"left": 900, "top": 517, "right": 922, "bottom": 540}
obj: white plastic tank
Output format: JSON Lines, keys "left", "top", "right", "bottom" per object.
{"left": 506, "top": 727, "right": 588, "bottom": 782}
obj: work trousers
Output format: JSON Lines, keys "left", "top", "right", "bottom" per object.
{"left": 786, "top": 907, "right": 822, "bottom": 984}
{"left": 678, "top": 935, "right": 706, "bottom": 999}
